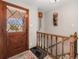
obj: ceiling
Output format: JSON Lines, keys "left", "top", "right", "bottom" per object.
{"left": 23, "top": 0, "right": 68, "bottom": 11}
{"left": 4, "top": 0, "right": 69, "bottom": 11}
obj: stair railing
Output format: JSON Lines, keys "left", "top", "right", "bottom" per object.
{"left": 37, "top": 32, "right": 77, "bottom": 59}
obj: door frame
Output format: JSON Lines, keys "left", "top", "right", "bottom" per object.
{"left": 0, "top": 1, "right": 29, "bottom": 59}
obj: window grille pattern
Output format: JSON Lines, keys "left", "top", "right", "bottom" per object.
{"left": 7, "top": 6, "right": 25, "bottom": 32}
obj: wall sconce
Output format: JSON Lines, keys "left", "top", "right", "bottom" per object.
{"left": 38, "top": 12, "right": 43, "bottom": 30}
{"left": 53, "top": 12, "right": 58, "bottom": 26}
{"left": 38, "top": 12, "right": 43, "bottom": 18}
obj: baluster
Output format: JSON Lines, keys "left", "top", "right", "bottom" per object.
{"left": 42, "top": 33, "right": 44, "bottom": 49}
{"left": 47, "top": 34, "right": 48, "bottom": 52}
{"left": 70, "top": 42, "right": 74, "bottom": 59}
{"left": 39, "top": 33, "right": 40, "bottom": 47}
{"left": 51, "top": 35, "right": 53, "bottom": 54}
{"left": 44, "top": 33, "right": 45, "bottom": 50}
{"left": 62, "top": 38, "right": 64, "bottom": 59}
{"left": 37, "top": 32, "right": 38, "bottom": 47}
{"left": 37, "top": 32, "right": 40, "bottom": 47}
{"left": 56, "top": 36, "right": 58, "bottom": 59}
{"left": 41, "top": 33, "right": 42, "bottom": 48}
{"left": 39, "top": 33, "right": 41, "bottom": 47}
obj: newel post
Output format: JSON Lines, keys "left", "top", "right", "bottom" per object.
{"left": 69, "top": 32, "right": 77, "bottom": 59}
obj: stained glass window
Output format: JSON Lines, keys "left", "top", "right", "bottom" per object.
{"left": 7, "top": 6, "right": 25, "bottom": 32}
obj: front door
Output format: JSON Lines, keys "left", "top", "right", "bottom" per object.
{"left": 6, "top": 4, "right": 29, "bottom": 57}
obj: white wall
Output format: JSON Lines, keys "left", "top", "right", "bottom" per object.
{"left": 44, "top": 0, "right": 78, "bottom": 36}
{"left": 38, "top": 10, "right": 45, "bottom": 32}
{"left": 3, "top": 0, "right": 38, "bottom": 48}
{"left": 29, "top": 7, "right": 38, "bottom": 48}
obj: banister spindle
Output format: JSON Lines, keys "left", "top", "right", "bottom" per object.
{"left": 56, "top": 36, "right": 57, "bottom": 59}
{"left": 37, "top": 32, "right": 40, "bottom": 47}
{"left": 47, "top": 34, "right": 48, "bottom": 52}
{"left": 42, "top": 33, "right": 44, "bottom": 49}
{"left": 44, "top": 33, "right": 45, "bottom": 50}
{"left": 62, "top": 38, "right": 64, "bottom": 59}
{"left": 51, "top": 35, "right": 53, "bottom": 54}
{"left": 70, "top": 42, "right": 74, "bottom": 59}
{"left": 39, "top": 33, "right": 41, "bottom": 47}
{"left": 41, "top": 33, "right": 42, "bottom": 48}
{"left": 37, "top": 32, "right": 38, "bottom": 46}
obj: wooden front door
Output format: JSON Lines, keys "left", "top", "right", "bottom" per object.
{"left": 5, "top": 2, "right": 29, "bottom": 57}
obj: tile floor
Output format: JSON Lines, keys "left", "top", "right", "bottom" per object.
{"left": 8, "top": 50, "right": 53, "bottom": 59}
{"left": 8, "top": 51, "right": 27, "bottom": 59}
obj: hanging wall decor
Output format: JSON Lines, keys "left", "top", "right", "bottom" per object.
{"left": 38, "top": 12, "right": 43, "bottom": 30}
{"left": 53, "top": 12, "right": 58, "bottom": 26}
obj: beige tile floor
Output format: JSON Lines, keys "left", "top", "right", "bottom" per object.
{"left": 8, "top": 51, "right": 53, "bottom": 59}
{"left": 8, "top": 51, "right": 28, "bottom": 59}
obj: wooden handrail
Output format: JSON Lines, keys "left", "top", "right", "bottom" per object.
{"left": 37, "top": 32, "right": 78, "bottom": 59}
{"left": 37, "top": 32, "right": 69, "bottom": 38}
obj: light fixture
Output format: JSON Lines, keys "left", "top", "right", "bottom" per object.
{"left": 49, "top": 0, "right": 60, "bottom": 3}
{"left": 50, "top": 0, "right": 55, "bottom": 3}
{"left": 56, "top": 0, "right": 60, "bottom": 2}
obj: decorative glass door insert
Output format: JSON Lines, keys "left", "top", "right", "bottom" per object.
{"left": 7, "top": 6, "right": 26, "bottom": 32}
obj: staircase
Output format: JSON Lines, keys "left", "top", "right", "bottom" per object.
{"left": 37, "top": 32, "right": 77, "bottom": 59}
